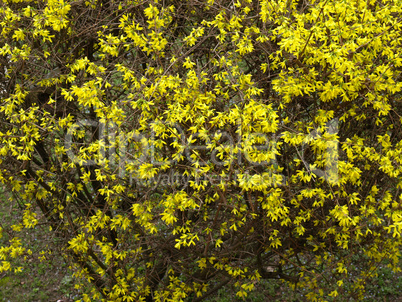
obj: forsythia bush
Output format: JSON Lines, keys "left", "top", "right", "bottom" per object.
{"left": 1, "top": 0, "right": 402, "bottom": 301}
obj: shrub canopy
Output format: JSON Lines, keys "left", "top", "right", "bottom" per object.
{"left": 1, "top": 0, "right": 402, "bottom": 301}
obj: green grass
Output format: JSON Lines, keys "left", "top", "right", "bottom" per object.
{"left": 0, "top": 190, "right": 78, "bottom": 302}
